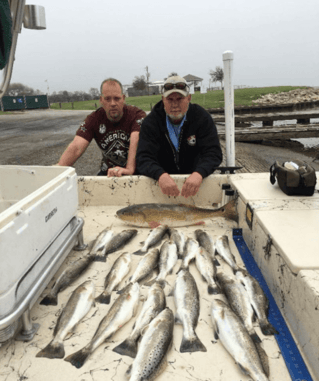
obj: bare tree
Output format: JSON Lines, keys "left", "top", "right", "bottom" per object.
{"left": 132, "top": 75, "right": 147, "bottom": 91}
{"left": 89, "top": 88, "right": 100, "bottom": 100}
{"left": 6, "top": 83, "right": 35, "bottom": 96}
{"left": 209, "top": 66, "right": 224, "bottom": 89}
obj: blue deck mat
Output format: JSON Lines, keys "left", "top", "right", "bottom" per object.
{"left": 232, "top": 228, "right": 313, "bottom": 381}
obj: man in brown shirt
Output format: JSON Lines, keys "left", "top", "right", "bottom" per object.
{"left": 57, "top": 78, "right": 146, "bottom": 176}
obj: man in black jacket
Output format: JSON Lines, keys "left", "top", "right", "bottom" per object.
{"left": 136, "top": 75, "right": 222, "bottom": 198}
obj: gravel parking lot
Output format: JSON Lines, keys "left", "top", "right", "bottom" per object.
{"left": 0, "top": 109, "right": 101, "bottom": 175}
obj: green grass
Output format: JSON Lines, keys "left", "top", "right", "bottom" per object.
{"left": 49, "top": 86, "right": 307, "bottom": 112}
{"left": 50, "top": 100, "right": 100, "bottom": 111}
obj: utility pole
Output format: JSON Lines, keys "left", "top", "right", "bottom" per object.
{"left": 145, "top": 66, "right": 150, "bottom": 95}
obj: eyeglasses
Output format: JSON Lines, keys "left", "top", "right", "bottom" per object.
{"left": 163, "top": 82, "right": 189, "bottom": 92}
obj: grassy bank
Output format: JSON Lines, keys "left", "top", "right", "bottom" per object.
{"left": 50, "top": 86, "right": 307, "bottom": 112}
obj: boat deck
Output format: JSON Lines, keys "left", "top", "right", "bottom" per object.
{"left": 0, "top": 175, "right": 294, "bottom": 381}
{"left": 0, "top": 174, "right": 318, "bottom": 380}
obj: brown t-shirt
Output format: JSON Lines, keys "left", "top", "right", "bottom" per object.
{"left": 76, "top": 104, "right": 146, "bottom": 172}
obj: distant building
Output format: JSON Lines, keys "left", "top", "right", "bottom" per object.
{"left": 124, "top": 75, "right": 205, "bottom": 97}
{"left": 183, "top": 74, "right": 203, "bottom": 92}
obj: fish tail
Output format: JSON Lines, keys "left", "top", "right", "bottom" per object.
{"left": 250, "top": 331, "right": 262, "bottom": 343}
{"left": 112, "top": 338, "right": 138, "bottom": 358}
{"left": 95, "top": 291, "right": 111, "bottom": 305}
{"left": 117, "top": 283, "right": 131, "bottom": 294}
{"left": 180, "top": 334, "right": 207, "bottom": 353}
{"left": 232, "top": 265, "right": 240, "bottom": 275}
{"left": 93, "top": 254, "right": 107, "bottom": 262}
{"left": 39, "top": 294, "right": 58, "bottom": 306}
{"left": 36, "top": 341, "right": 65, "bottom": 359}
{"left": 64, "top": 347, "right": 91, "bottom": 369}
{"left": 208, "top": 284, "right": 222, "bottom": 295}
{"left": 259, "top": 320, "right": 279, "bottom": 336}
{"left": 176, "top": 263, "right": 187, "bottom": 274}
{"left": 132, "top": 249, "right": 145, "bottom": 256}
{"left": 254, "top": 341, "right": 270, "bottom": 377}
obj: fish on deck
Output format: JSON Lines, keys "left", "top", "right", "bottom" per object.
{"left": 116, "top": 199, "right": 238, "bottom": 228}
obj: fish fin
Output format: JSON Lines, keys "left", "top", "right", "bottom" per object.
{"left": 112, "top": 338, "right": 138, "bottom": 359}
{"left": 95, "top": 292, "right": 111, "bottom": 305}
{"left": 140, "top": 324, "right": 151, "bottom": 337}
{"left": 180, "top": 334, "right": 207, "bottom": 353}
{"left": 149, "top": 221, "right": 161, "bottom": 228}
{"left": 208, "top": 284, "right": 222, "bottom": 295}
{"left": 259, "top": 320, "right": 279, "bottom": 336}
{"left": 125, "top": 364, "right": 133, "bottom": 379}
{"left": 64, "top": 347, "right": 91, "bottom": 369}
{"left": 254, "top": 341, "right": 270, "bottom": 377}
{"left": 146, "top": 278, "right": 165, "bottom": 288}
{"left": 237, "top": 363, "right": 250, "bottom": 376}
{"left": 36, "top": 341, "right": 65, "bottom": 359}
{"left": 39, "top": 295, "right": 58, "bottom": 306}
{"left": 156, "top": 279, "right": 167, "bottom": 289}
{"left": 200, "top": 274, "right": 207, "bottom": 282}
{"left": 174, "top": 314, "right": 183, "bottom": 325}
{"left": 93, "top": 254, "right": 107, "bottom": 262}
{"left": 214, "top": 258, "right": 221, "bottom": 267}
{"left": 250, "top": 331, "right": 262, "bottom": 343}
{"left": 132, "top": 249, "right": 146, "bottom": 256}
{"left": 211, "top": 317, "right": 219, "bottom": 340}
{"left": 144, "top": 278, "right": 156, "bottom": 287}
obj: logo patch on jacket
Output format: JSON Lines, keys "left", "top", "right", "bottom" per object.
{"left": 187, "top": 135, "right": 196, "bottom": 146}
{"left": 99, "top": 124, "right": 106, "bottom": 134}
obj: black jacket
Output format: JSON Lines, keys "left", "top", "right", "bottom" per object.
{"left": 136, "top": 100, "right": 222, "bottom": 180}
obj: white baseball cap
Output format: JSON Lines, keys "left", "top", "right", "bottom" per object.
{"left": 162, "top": 75, "right": 189, "bottom": 97}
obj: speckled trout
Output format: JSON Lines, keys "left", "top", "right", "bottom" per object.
{"left": 116, "top": 199, "right": 238, "bottom": 228}
{"left": 125, "top": 308, "right": 174, "bottom": 381}
{"left": 113, "top": 281, "right": 166, "bottom": 358}
{"left": 211, "top": 299, "right": 269, "bottom": 381}
{"left": 64, "top": 282, "right": 140, "bottom": 368}
{"left": 236, "top": 269, "right": 278, "bottom": 336}
{"left": 36, "top": 281, "right": 95, "bottom": 359}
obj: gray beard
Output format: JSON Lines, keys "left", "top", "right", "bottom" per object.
{"left": 167, "top": 112, "right": 184, "bottom": 122}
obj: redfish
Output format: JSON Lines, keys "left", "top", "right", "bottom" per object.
{"left": 116, "top": 199, "right": 238, "bottom": 228}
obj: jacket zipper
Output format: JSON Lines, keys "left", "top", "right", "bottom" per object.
{"left": 165, "top": 133, "right": 180, "bottom": 172}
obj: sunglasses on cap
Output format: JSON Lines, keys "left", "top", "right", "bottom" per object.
{"left": 163, "top": 82, "right": 189, "bottom": 91}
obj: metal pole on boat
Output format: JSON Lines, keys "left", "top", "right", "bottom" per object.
{"left": 223, "top": 51, "right": 235, "bottom": 167}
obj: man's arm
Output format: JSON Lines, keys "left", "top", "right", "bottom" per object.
{"left": 57, "top": 136, "right": 90, "bottom": 166}
{"left": 108, "top": 131, "right": 139, "bottom": 177}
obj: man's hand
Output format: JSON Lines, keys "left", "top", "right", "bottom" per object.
{"left": 107, "top": 166, "right": 133, "bottom": 177}
{"left": 180, "top": 172, "right": 203, "bottom": 198}
{"left": 158, "top": 173, "right": 180, "bottom": 197}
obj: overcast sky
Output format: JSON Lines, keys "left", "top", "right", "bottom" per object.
{"left": 9, "top": 0, "right": 319, "bottom": 94}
